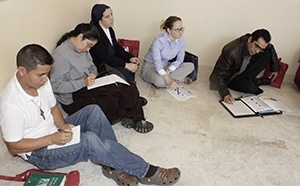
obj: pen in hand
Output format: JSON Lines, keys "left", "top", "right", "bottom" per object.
{"left": 177, "top": 87, "right": 180, "bottom": 95}
{"left": 57, "top": 128, "right": 71, "bottom": 133}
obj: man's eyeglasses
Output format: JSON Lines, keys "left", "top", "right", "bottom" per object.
{"left": 254, "top": 43, "right": 264, "bottom": 52}
{"left": 171, "top": 27, "right": 185, "bottom": 32}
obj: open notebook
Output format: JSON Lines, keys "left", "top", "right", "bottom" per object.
{"left": 220, "top": 95, "right": 289, "bottom": 118}
{"left": 87, "top": 74, "right": 129, "bottom": 90}
{"left": 47, "top": 125, "right": 81, "bottom": 149}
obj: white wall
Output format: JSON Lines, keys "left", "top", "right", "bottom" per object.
{"left": 0, "top": 0, "right": 98, "bottom": 91}
{"left": 1, "top": 0, "right": 300, "bottom": 91}
{"left": 0, "top": 0, "right": 98, "bottom": 164}
{"left": 101, "top": 0, "right": 300, "bottom": 82}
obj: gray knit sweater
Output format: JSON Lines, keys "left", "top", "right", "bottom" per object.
{"left": 50, "top": 40, "right": 98, "bottom": 105}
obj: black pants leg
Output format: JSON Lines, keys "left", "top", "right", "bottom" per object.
{"left": 228, "top": 51, "right": 271, "bottom": 94}
{"left": 115, "top": 66, "right": 135, "bottom": 82}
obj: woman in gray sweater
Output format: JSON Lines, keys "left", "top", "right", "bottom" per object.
{"left": 50, "top": 23, "right": 153, "bottom": 133}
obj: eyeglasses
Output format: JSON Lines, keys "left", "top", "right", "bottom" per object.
{"left": 171, "top": 27, "right": 185, "bottom": 32}
{"left": 85, "top": 40, "right": 95, "bottom": 48}
{"left": 254, "top": 42, "right": 264, "bottom": 52}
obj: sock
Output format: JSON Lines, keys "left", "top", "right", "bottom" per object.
{"left": 145, "top": 165, "right": 158, "bottom": 177}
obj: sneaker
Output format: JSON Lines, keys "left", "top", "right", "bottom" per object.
{"left": 121, "top": 118, "right": 154, "bottom": 133}
{"left": 121, "top": 117, "right": 135, "bottom": 129}
{"left": 138, "top": 167, "right": 181, "bottom": 185}
{"left": 134, "top": 120, "right": 154, "bottom": 133}
{"left": 102, "top": 166, "right": 138, "bottom": 186}
{"left": 139, "top": 96, "right": 148, "bottom": 106}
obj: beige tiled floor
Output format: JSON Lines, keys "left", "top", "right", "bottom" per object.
{"left": 0, "top": 68, "right": 300, "bottom": 186}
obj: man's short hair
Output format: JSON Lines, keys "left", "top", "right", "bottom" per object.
{"left": 251, "top": 29, "right": 271, "bottom": 43}
{"left": 16, "top": 44, "right": 54, "bottom": 72}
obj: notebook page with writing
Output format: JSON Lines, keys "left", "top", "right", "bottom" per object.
{"left": 241, "top": 96, "right": 274, "bottom": 113}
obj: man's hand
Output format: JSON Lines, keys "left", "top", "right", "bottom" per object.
{"left": 224, "top": 94, "right": 235, "bottom": 104}
{"left": 4, "top": 123, "right": 74, "bottom": 155}
{"left": 57, "top": 123, "right": 74, "bottom": 133}
{"left": 51, "top": 130, "right": 73, "bottom": 145}
{"left": 270, "top": 72, "right": 278, "bottom": 82}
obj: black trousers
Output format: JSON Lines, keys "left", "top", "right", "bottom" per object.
{"left": 227, "top": 51, "right": 271, "bottom": 94}
{"left": 61, "top": 83, "right": 144, "bottom": 125}
{"left": 115, "top": 66, "right": 135, "bottom": 82}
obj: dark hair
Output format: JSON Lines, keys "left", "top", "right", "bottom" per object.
{"left": 251, "top": 29, "right": 271, "bottom": 43}
{"left": 160, "top": 16, "right": 182, "bottom": 31}
{"left": 16, "top": 44, "right": 53, "bottom": 72}
{"left": 56, "top": 23, "right": 100, "bottom": 47}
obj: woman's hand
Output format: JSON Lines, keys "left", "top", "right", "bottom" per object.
{"left": 125, "top": 62, "right": 139, "bottom": 73}
{"left": 129, "top": 57, "right": 140, "bottom": 66}
{"left": 162, "top": 74, "right": 179, "bottom": 90}
{"left": 84, "top": 73, "right": 96, "bottom": 86}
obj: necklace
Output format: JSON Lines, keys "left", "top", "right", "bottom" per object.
{"left": 31, "top": 98, "right": 45, "bottom": 120}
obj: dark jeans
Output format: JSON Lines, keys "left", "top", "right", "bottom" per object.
{"left": 228, "top": 51, "right": 271, "bottom": 94}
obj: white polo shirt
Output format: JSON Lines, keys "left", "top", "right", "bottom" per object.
{"left": 0, "top": 72, "right": 57, "bottom": 160}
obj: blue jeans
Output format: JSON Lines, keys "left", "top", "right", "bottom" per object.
{"left": 27, "top": 104, "right": 149, "bottom": 178}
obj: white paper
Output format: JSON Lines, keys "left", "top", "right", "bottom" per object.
{"left": 241, "top": 96, "right": 275, "bottom": 113}
{"left": 48, "top": 125, "right": 81, "bottom": 149}
{"left": 87, "top": 74, "right": 129, "bottom": 90}
{"left": 259, "top": 96, "right": 291, "bottom": 112}
{"left": 221, "top": 100, "right": 255, "bottom": 116}
{"left": 165, "top": 86, "right": 195, "bottom": 101}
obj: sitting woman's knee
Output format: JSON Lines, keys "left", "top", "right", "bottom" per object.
{"left": 154, "top": 79, "right": 167, "bottom": 88}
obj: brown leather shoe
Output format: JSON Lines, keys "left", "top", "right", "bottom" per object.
{"left": 138, "top": 167, "right": 181, "bottom": 185}
{"left": 102, "top": 166, "right": 138, "bottom": 186}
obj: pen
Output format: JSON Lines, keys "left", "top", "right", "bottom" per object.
{"left": 84, "top": 72, "right": 89, "bottom": 77}
{"left": 57, "top": 129, "right": 71, "bottom": 133}
{"left": 258, "top": 113, "right": 264, "bottom": 118}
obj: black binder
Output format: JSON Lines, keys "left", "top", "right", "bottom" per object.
{"left": 219, "top": 96, "right": 283, "bottom": 118}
